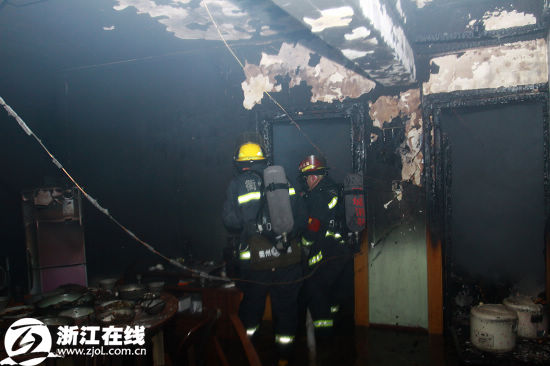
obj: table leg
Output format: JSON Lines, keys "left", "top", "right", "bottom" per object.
{"left": 151, "top": 331, "right": 165, "bottom": 366}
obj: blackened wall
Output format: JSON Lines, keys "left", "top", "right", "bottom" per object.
{"left": 0, "top": 5, "right": 326, "bottom": 284}
{"left": 441, "top": 102, "right": 546, "bottom": 296}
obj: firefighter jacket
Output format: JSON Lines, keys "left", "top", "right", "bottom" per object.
{"left": 300, "top": 176, "right": 343, "bottom": 267}
{"left": 222, "top": 162, "right": 306, "bottom": 270}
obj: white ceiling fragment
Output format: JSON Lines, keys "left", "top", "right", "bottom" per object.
{"left": 241, "top": 42, "right": 375, "bottom": 109}
{"left": 412, "top": 0, "right": 433, "bottom": 9}
{"left": 303, "top": 6, "right": 354, "bottom": 33}
{"left": 114, "top": 0, "right": 256, "bottom": 40}
{"left": 468, "top": 9, "right": 537, "bottom": 31}
{"left": 423, "top": 39, "right": 548, "bottom": 95}
{"left": 369, "top": 89, "right": 423, "bottom": 185}
{"left": 344, "top": 26, "right": 371, "bottom": 41}
{"left": 342, "top": 49, "right": 370, "bottom": 60}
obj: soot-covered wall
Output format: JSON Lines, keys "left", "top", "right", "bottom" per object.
{"left": 1, "top": 31, "right": 372, "bottom": 287}
{"left": 62, "top": 44, "right": 257, "bottom": 277}
{"left": 0, "top": 35, "right": 326, "bottom": 285}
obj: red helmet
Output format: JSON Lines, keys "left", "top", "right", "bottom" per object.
{"left": 299, "top": 155, "right": 327, "bottom": 175}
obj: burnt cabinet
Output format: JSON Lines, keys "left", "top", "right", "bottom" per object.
{"left": 22, "top": 187, "right": 87, "bottom": 294}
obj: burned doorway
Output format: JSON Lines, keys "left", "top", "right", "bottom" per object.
{"left": 258, "top": 104, "right": 367, "bottom": 324}
{"left": 424, "top": 86, "right": 549, "bottom": 330}
{"left": 258, "top": 106, "right": 366, "bottom": 183}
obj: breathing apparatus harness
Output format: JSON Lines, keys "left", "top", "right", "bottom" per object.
{"left": 255, "top": 178, "right": 293, "bottom": 251}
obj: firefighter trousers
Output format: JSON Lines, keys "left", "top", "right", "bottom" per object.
{"left": 304, "top": 238, "right": 352, "bottom": 340}
{"left": 238, "top": 264, "right": 302, "bottom": 359}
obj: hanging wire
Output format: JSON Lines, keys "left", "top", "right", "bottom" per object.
{"left": 202, "top": 0, "right": 326, "bottom": 160}
{"left": 0, "top": 0, "right": 376, "bottom": 286}
{"left": 0, "top": 96, "right": 220, "bottom": 281}
{"left": 2, "top": 0, "right": 49, "bottom": 7}
{"left": 0, "top": 96, "right": 365, "bottom": 285}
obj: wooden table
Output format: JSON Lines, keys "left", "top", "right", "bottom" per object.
{"left": 132, "top": 292, "right": 178, "bottom": 366}
{"left": 166, "top": 284, "right": 241, "bottom": 340}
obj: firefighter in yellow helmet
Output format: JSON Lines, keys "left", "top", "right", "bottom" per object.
{"left": 222, "top": 133, "right": 306, "bottom": 365}
{"left": 235, "top": 142, "right": 265, "bottom": 162}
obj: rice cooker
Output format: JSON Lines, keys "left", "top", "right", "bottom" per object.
{"left": 503, "top": 295, "right": 547, "bottom": 338}
{"left": 470, "top": 303, "right": 517, "bottom": 353}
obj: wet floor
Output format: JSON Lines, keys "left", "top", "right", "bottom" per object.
{"left": 253, "top": 321, "right": 461, "bottom": 366}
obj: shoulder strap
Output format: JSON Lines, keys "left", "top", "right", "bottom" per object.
{"left": 265, "top": 182, "right": 290, "bottom": 192}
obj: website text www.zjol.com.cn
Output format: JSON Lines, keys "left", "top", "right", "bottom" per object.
{"left": 56, "top": 346, "right": 147, "bottom": 357}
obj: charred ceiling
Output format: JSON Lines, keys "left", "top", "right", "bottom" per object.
{"left": 270, "top": 0, "right": 417, "bottom": 86}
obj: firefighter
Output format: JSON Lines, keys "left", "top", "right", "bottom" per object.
{"left": 298, "top": 155, "right": 352, "bottom": 356}
{"left": 222, "top": 133, "right": 306, "bottom": 366}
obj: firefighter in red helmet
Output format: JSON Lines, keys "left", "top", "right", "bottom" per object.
{"left": 298, "top": 154, "right": 352, "bottom": 362}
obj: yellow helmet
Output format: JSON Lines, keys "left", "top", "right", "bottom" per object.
{"left": 235, "top": 142, "right": 265, "bottom": 162}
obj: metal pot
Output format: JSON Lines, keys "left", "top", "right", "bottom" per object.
{"left": 0, "top": 305, "right": 34, "bottom": 320}
{"left": 99, "top": 278, "right": 118, "bottom": 291}
{"left": 503, "top": 295, "right": 547, "bottom": 338}
{"left": 95, "top": 300, "right": 135, "bottom": 313}
{"left": 118, "top": 284, "right": 145, "bottom": 301}
{"left": 36, "top": 292, "right": 82, "bottom": 310}
{"left": 96, "top": 308, "right": 135, "bottom": 326}
{"left": 146, "top": 281, "right": 165, "bottom": 295}
{"left": 470, "top": 304, "right": 517, "bottom": 353}
{"left": 38, "top": 316, "right": 73, "bottom": 326}
{"left": 58, "top": 307, "right": 94, "bottom": 326}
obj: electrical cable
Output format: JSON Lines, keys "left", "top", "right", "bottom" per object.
{"left": 4, "top": 0, "right": 49, "bottom": 7}
{"left": 0, "top": 95, "right": 366, "bottom": 286}
{"left": 0, "top": 0, "right": 370, "bottom": 286}
{"left": 0, "top": 96, "right": 220, "bottom": 282}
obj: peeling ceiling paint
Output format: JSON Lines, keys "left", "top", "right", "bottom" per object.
{"left": 468, "top": 9, "right": 537, "bottom": 31}
{"left": 303, "top": 6, "right": 354, "bottom": 33}
{"left": 344, "top": 26, "right": 371, "bottom": 41}
{"left": 342, "top": 49, "right": 370, "bottom": 60}
{"left": 270, "top": 0, "right": 417, "bottom": 86}
{"left": 260, "top": 25, "right": 277, "bottom": 37}
{"left": 423, "top": 39, "right": 548, "bottom": 95}
{"left": 369, "top": 96, "right": 400, "bottom": 130}
{"left": 114, "top": 0, "right": 257, "bottom": 40}
{"left": 241, "top": 72, "right": 282, "bottom": 112}
{"left": 369, "top": 89, "right": 423, "bottom": 185}
{"left": 241, "top": 42, "right": 376, "bottom": 110}
{"left": 412, "top": 0, "right": 433, "bottom": 8}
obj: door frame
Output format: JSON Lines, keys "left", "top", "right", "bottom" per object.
{"left": 257, "top": 103, "right": 371, "bottom": 326}
{"left": 421, "top": 83, "right": 550, "bottom": 334}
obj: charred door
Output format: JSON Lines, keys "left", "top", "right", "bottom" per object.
{"left": 440, "top": 102, "right": 545, "bottom": 320}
